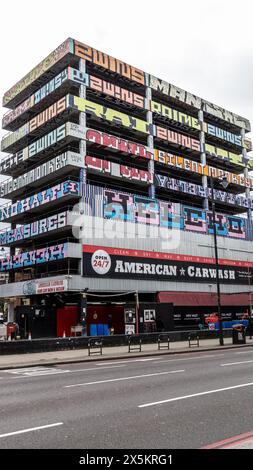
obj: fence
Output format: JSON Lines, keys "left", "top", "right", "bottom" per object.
{"left": 0, "top": 328, "right": 235, "bottom": 355}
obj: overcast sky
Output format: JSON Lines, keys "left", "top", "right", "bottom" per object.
{"left": 0, "top": 0, "right": 253, "bottom": 187}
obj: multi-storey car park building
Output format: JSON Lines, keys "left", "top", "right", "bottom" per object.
{"left": 0, "top": 37, "right": 253, "bottom": 338}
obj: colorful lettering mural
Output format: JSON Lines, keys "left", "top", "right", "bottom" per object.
{"left": 89, "top": 75, "right": 146, "bottom": 109}
{"left": 1, "top": 96, "right": 69, "bottom": 152}
{"left": 149, "top": 75, "right": 250, "bottom": 132}
{"left": 3, "top": 39, "right": 72, "bottom": 106}
{"left": 183, "top": 206, "right": 246, "bottom": 239}
{"left": 0, "top": 180, "right": 80, "bottom": 222}
{"left": 155, "top": 125, "right": 200, "bottom": 152}
{"left": 0, "top": 152, "right": 83, "bottom": 198}
{"left": 1, "top": 123, "right": 29, "bottom": 151}
{"left": 86, "top": 128, "right": 152, "bottom": 159}
{"left": 2, "top": 69, "right": 69, "bottom": 128}
{"left": 151, "top": 100, "right": 243, "bottom": 147}
{"left": 205, "top": 143, "right": 245, "bottom": 168}
{"left": 0, "top": 212, "right": 67, "bottom": 245}
{"left": 83, "top": 184, "right": 247, "bottom": 239}
{"left": 2, "top": 95, "right": 35, "bottom": 128}
{"left": 0, "top": 123, "right": 84, "bottom": 174}
{"left": 73, "top": 97, "right": 152, "bottom": 134}
{"left": 154, "top": 149, "right": 253, "bottom": 189}
{"left": 155, "top": 173, "right": 252, "bottom": 209}
{"left": 0, "top": 243, "right": 68, "bottom": 272}
{"left": 206, "top": 123, "right": 242, "bottom": 146}
{"left": 29, "top": 96, "right": 68, "bottom": 133}
{"left": 84, "top": 156, "right": 153, "bottom": 184}
{"left": 74, "top": 40, "right": 145, "bottom": 85}
{"left": 151, "top": 101, "right": 200, "bottom": 130}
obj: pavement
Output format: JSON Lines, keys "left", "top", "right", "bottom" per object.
{"left": 0, "top": 335, "right": 253, "bottom": 370}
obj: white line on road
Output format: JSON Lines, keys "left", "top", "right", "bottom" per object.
{"left": 221, "top": 360, "right": 253, "bottom": 367}
{"left": 0, "top": 422, "right": 63, "bottom": 439}
{"left": 154, "top": 354, "right": 225, "bottom": 364}
{"left": 139, "top": 382, "right": 253, "bottom": 408}
{"left": 64, "top": 369, "right": 185, "bottom": 388}
{"left": 95, "top": 358, "right": 162, "bottom": 365}
{"left": 234, "top": 350, "right": 253, "bottom": 355}
{"left": 11, "top": 365, "right": 125, "bottom": 378}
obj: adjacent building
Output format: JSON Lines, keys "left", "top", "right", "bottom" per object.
{"left": 0, "top": 38, "right": 252, "bottom": 338}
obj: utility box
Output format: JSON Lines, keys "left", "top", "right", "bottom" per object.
{"left": 232, "top": 324, "right": 246, "bottom": 344}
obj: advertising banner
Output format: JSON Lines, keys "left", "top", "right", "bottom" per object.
{"left": 82, "top": 246, "right": 253, "bottom": 285}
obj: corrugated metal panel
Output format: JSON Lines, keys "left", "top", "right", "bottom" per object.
{"left": 78, "top": 222, "right": 253, "bottom": 263}
{"left": 68, "top": 275, "right": 252, "bottom": 295}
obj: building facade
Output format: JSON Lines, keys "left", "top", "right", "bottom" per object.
{"left": 0, "top": 38, "right": 253, "bottom": 338}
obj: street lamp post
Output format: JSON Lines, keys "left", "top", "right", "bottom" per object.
{"left": 209, "top": 175, "right": 229, "bottom": 346}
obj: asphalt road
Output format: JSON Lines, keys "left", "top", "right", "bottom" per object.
{"left": 0, "top": 348, "right": 253, "bottom": 449}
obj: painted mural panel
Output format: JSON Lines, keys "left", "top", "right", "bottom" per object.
{"left": 0, "top": 212, "right": 67, "bottom": 245}
{"left": 74, "top": 40, "right": 145, "bottom": 85}
{"left": 80, "top": 184, "right": 248, "bottom": 240}
{"left": 86, "top": 128, "right": 152, "bottom": 159}
{"left": 84, "top": 156, "right": 153, "bottom": 184}
{"left": 206, "top": 212, "right": 228, "bottom": 237}
{"left": 0, "top": 243, "right": 68, "bottom": 272}
{"left": 226, "top": 216, "right": 246, "bottom": 239}
{"left": 183, "top": 206, "right": 207, "bottom": 233}
{"left": 0, "top": 123, "right": 84, "bottom": 174}
{"left": 0, "top": 181, "right": 80, "bottom": 222}
{"left": 149, "top": 75, "right": 250, "bottom": 131}
{"left": 1, "top": 96, "right": 70, "bottom": 152}
{"left": 155, "top": 125, "right": 200, "bottom": 152}
{"left": 104, "top": 190, "right": 134, "bottom": 222}
{"left": 154, "top": 149, "right": 252, "bottom": 189}
{"left": 0, "top": 152, "right": 83, "bottom": 198}
{"left": 74, "top": 97, "right": 151, "bottom": 134}
{"left": 3, "top": 39, "right": 72, "bottom": 106}
{"left": 155, "top": 173, "right": 252, "bottom": 209}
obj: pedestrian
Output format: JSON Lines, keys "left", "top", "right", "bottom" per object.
{"left": 247, "top": 317, "right": 253, "bottom": 340}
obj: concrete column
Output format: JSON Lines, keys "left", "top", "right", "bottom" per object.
{"left": 198, "top": 109, "right": 209, "bottom": 211}
{"left": 146, "top": 87, "right": 155, "bottom": 199}
{"left": 7, "top": 302, "right": 15, "bottom": 323}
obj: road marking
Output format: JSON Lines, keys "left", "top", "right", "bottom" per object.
{"left": 64, "top": 369, "right": 185, "bottom": 388}
{"left": 0, "top": 422, "right": 63, "bottom": 439}
{"left": 154, "top": 354, "right": 225, "bottom": 364}
{"left": 11, "top": 365, "right": 125, "bottom": 378}
{"left": 139, "top": 381, "right": 253, "bottom": 408}
{"left": 221, "top": 360, "right": 253, "bottom": 367}
{"left": 95, "top": 358, "right": 162, "bottom": 365}
{"left": 202, "top": 429, "right": 253, "bottom": 449}
{"left": 234, "top": 350, "right": 253, "bottom": 355}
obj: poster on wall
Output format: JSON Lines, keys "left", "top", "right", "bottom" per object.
{"left": 125, "top": 324, "right": 135, "bottom": 335}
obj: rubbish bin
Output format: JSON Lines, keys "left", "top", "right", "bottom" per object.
{"left": 232, "top": 324, "right": 246, "bottom": 344}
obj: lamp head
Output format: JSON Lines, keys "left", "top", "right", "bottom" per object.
{"left": 220, "top": 176, "right": 229, "bottom": 189}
